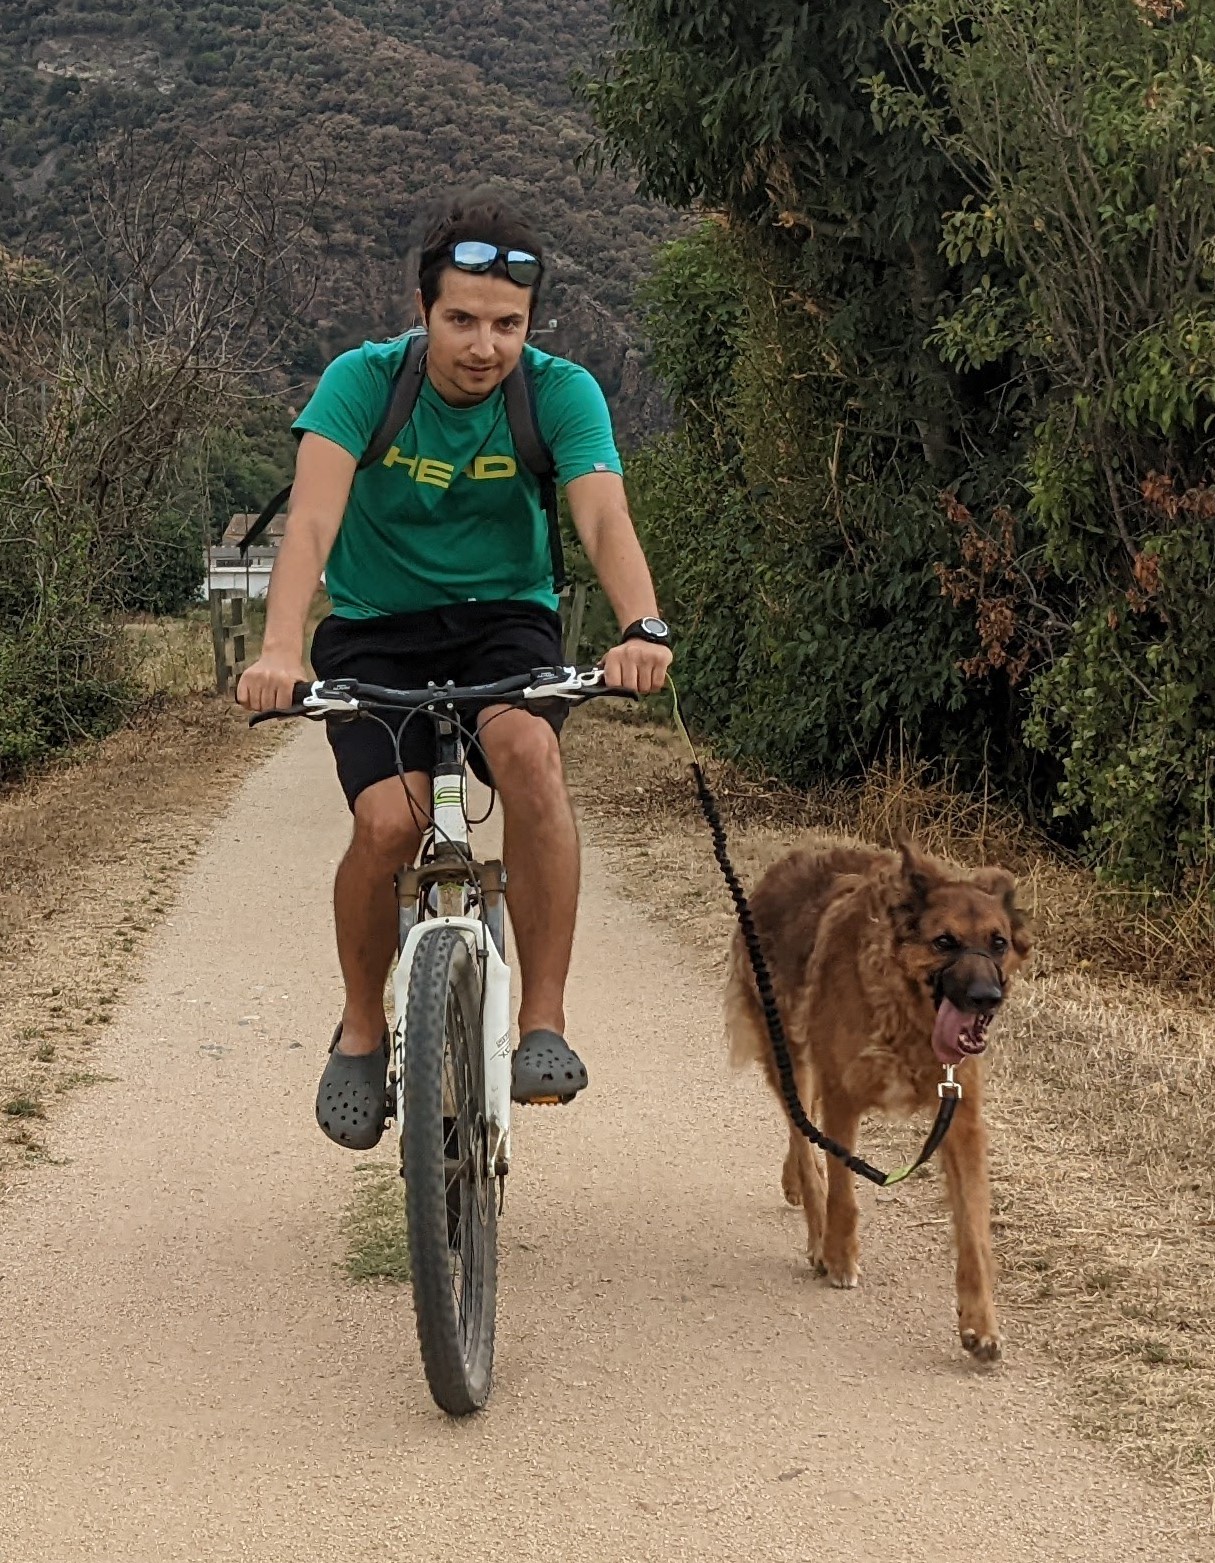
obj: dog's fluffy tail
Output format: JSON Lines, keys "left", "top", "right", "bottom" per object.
{"left": 724, "top": 932, "right": 768, "bottom": 1069}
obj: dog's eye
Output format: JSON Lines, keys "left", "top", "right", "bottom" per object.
{"left": 991, "top": 934, "right": 1008, "bottom": 954}
{"left": 932, "top": 934, "right": 960, "bottom": 953}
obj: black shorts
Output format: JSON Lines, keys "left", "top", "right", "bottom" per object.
{"left": 309, "top": 600, "right": 567, "bottom": 809}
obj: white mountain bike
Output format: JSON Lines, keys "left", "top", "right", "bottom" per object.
{"left": 258, "top": 665, "right": 633, "bottom": 1414}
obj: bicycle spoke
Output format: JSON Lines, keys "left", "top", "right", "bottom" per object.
{"left": 456, "top": 1227, "right": 473, "bottom": 1337}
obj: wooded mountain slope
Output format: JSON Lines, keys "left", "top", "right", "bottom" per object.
{"left": 1, "top": 0, "right": 678, "bottom": 439}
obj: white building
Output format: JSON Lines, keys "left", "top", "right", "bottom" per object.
{"left": 204, "top": 512, "right": 283, "bottom": 599}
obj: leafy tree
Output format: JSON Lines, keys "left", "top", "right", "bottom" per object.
{"left": 589, "top": 0, "right": 1215, "bottom": 882}
{"left": 0, "top": 133, "right": 319, "bottom": 776}
{"left": 877, "top": 0, "right": 1215, "bottom": 881}
{"left": 585, "top": 2, "right": 1022, "bottom": 788}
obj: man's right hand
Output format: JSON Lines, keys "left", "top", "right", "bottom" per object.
{"left": 235, "top": 653, "right": 311, "bottom": 713}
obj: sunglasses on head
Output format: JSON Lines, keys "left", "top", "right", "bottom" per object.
{"left": 449, "top": 240, "right": 542, "bottom": 287}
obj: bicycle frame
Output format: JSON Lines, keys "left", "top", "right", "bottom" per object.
{"left": 391, "top": 715, "right": 515, "bottom": 1177}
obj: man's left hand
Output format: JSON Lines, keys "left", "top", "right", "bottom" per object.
{"left": 601, "top": 640, "right": 673, "bottom": 697}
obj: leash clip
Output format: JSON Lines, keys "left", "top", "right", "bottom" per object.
{"left": 938, "top": 1064, "right": 963, "bottom": 1101}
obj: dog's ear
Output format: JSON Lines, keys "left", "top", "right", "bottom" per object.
{"left": 971, "top": 866, "right": 1034, "bottom": 957}
{"left": 898, "top": 837, "right": 937, "bottom": 909}
{"left": 970, "top": 865, "right": 1015, "bottom": 903}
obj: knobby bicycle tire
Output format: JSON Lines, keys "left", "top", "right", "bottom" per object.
{"left": 402, "top": 926, "right": 498, "bottom": 1414}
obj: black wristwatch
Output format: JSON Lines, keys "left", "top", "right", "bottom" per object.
{"left": 621, "top": 616, "right": 672, "bottom": 648}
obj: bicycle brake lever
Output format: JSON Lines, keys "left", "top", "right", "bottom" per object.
{"left": 248, "top": 705, "right": 309, "bottom": 726}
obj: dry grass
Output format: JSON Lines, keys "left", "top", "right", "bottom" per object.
{"left": 122, "top": 593, "right": 328, "bottom": 699}
{"left": 123, "top": 610, "right": 222, "bottom": 696}
{"left": 123, "top": 598, "right": 277, "bottom": 696}
{"left": 990, "top": 977, "right": 1215, "bottom": 1485}
{"left": 563, "top": 706, "right": 1215, "bottom": 1513}
{"left": 809, "top": 755, "right": 1215, "bottom": 1001}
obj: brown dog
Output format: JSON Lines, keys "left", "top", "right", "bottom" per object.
{"left": 724, "top": 839, "right": 1031, "bottom": 1360}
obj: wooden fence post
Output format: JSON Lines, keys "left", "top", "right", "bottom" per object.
{"left": 209, "top": 588, "right": 249, "bottom": 695}
{"left": 561, "top": 581, "right": 589, "bottom": 664}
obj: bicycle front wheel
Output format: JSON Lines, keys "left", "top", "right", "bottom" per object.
{"left": 402, "top": 926, "right": 498, "bottom": 1414}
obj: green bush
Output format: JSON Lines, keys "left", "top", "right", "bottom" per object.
{"left": 0, "top": 622, "right": 133, "bottom": 777}
{"left": 111, "top": 504, "right": 206, "bottom": 617}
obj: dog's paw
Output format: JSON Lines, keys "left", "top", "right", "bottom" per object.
{"left": 818, "top": 1238, "right": 860, "bottom": 1288}
{"left": 960, "top": 1327, "right": 1002, "bottom": 1363}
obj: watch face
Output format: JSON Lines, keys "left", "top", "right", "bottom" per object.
{"left": 641, "top": 617, "right": 669, "bottom": 638}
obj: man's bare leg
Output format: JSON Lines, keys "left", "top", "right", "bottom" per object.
{"left": 477, "top": 708, "right": 578, "bottom": 1036}
{"left": 333, "top": 772, "right": 429, "bottom": 1055}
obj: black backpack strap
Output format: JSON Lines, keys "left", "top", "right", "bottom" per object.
{"left": 237, "top": 483, "right": 292, "bottom": 557}
{"left": 239, "top": 333, "right": 429, "bottom": 557}
{"left": 360, "top": 331, "right": 428, "bottom": 470}
{"left": 502, "top": 360, "right": 567, "bottom": 594}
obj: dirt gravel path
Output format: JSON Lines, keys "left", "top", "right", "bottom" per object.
{"left": 0, "top": 727, "right": 1203, "bottom": 1562}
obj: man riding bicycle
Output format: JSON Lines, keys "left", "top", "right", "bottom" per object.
{"left": 236, "top": 189, "right": 673, "bottom": 1150}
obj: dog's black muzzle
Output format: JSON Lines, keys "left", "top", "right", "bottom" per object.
{"left": 933, "top": 949, "right": 1006, "bottom": 1015}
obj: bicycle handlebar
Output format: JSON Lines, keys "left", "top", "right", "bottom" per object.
{"left": 248, "top": 665, "right": 637, "bottom": 726}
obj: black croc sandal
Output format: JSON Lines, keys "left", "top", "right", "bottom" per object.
{"left": 315, "top": 1025, "right": 390, "bottom": 1149}
{"left": 510, "top": 1029, "right": 588, "bottom": 1106}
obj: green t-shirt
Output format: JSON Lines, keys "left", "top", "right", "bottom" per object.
{"left": 292, "top": 334, "right": 623, "bottom": 618}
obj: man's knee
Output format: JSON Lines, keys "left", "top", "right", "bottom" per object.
{"left": 351, "top": 783, "right": 424, "bottom": 862}
{"left": 481, "top": 716, "right": 565, "bottom": 801}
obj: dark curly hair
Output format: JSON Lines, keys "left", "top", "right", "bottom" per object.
{"left": 416, "top": 187, "right": 544, "bottom": 318}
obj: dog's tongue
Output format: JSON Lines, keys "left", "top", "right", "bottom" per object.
{"left": 933, "top": 998, "right": 976, "bottom": 1065}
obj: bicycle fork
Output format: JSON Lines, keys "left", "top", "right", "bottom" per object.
{"left": 478, "top": 931, "right": 513, "bottom": 1177}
